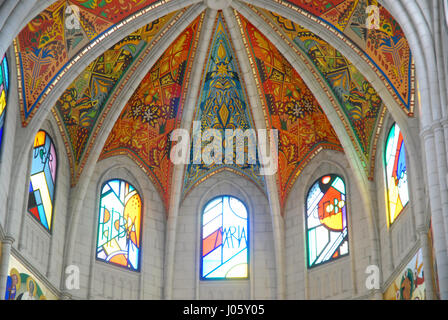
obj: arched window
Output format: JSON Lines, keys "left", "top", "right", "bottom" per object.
{"left": 305, "top": 174, "right": 349, "bottom": 268}
{"left": 96, "top": 179, "right": 142, "bottom": 271}
{"left": 384, "top": 123, "right": 409, "bottom": 225}
{"left": 201, "top": 195, "right": 249, "bottom": 279}
{"left": 0, "top": 54, "right": 9, "bottom": 155}
{"left": 27, "top": 130, "right": 57, "bottom": 231}
{"left": 445, "top": 0, "right": 448, "bottom": 27}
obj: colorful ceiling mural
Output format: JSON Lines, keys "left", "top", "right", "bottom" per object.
{"left": 280, "top": 0, "right": 414, "bottom": 115}
{"left": 52, "top": 11, "right": 178, "bottom": 184}
{"left": 237, "top": 14, "right": 343, "bottom": 208}
{"left": 253, "top": 7, "right": 385, "bottom": 177}
{"left": 11, "top": 0, "right": 415, "bottom": 214}
{"left": 14, "top": 0, "right": 167, "bottom": 126}
{"left": 99, "top": 15, "right": 203, "bottom": 211}
{"left": 182, "top": 13, "right": 265, "bottom": 199}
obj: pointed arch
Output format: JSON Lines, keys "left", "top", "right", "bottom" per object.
{"left": 182, "top": 11, "right": 265, "bottom": 198}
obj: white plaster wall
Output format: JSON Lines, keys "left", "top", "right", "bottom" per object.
{"left": 68, "top": 155, "right": 166, "bottom": 300}
{"left": 284, "top": 149, "right": 375, "bottom": 299}
{"left": 172, "top": 170, "right": 276, "bottom": 300}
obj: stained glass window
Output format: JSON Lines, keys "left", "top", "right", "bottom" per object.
{"left": 445, "top": 0, "right": 448, "bottom": 27}
{"left": 306, "top": 174, "right": 349, "bottom": 268}
{"left": 27, "top": 131, "right": 57, "bottom": 231}
{"left": 0, "top": 55, "right": 9, "bottom": 155}
{"left": 385, "top": 123, "right": 409, "bottom": 225}
{"left": 96, "top": 179, "right": 142, "bottom": 271}
{"left": 201, "top": 196, "right": 249, "bottom": 279}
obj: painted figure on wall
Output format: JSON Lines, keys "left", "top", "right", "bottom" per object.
{"left": 4, "top": 268, "right": 47, "bottom": 300}
{"left": 384, "top": 249, "right": 425, "bottom": 300}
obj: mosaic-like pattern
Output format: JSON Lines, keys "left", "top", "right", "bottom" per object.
{"left": 100, "top": 16, "right": 203, "bottom": 210}
{"left": 53, "top": 12, "right": 176, "bottom": 183}
{"left": 284, "top": 0, "right": 347, "bottom": 18}
{"left": 262, "top": 9, "right": 384, "bottom": 175}
{"left": 15, "top": 0, "right": 163, "bottom": 126}
{"left": 73, "top": 0, "right": 159, "bottom": 24}
{"left": 238, "top": 15, "right": 343, "bottom": 208}
{"left": 182, "top": 13, "right": 264, "bottom": 198}
{"left": 282, "top": 0, "right": 414, "bottom": 114}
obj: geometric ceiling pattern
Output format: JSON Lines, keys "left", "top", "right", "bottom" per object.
{"left": 182, "top": 13, "right": 265, "bottom": 200}
{"left": 100, "top": 14, "right": 203, "bottom": 211}
{"left": 12, "top": 0, "right": 414, "bottom": 214}
{"left": 14, "top": 0, "right": 161, "bottom": 126}
{"left": 252, "top": 7, "right": 385, "bottom": 177}
{"left": 282, "top": 0, "right": 414, "bottom": 115}
{"left": 238, "top": 14, "right": 343, "bottom": 208}
{"left": 53, "top": 11, "right": 179, "bottom": 184}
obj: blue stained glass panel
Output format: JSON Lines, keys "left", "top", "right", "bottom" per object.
{"left": 0, "top": 55, "right": 8, "bottom": 155}
{"left": 384, "top": 123, "right": 409, "bottom": 225}
{"left": 27, "top": 131, "right": 57, "bottom": 231}
{"left": 96, "top": 179, "right": 142, "bottom": 271}
{"left": 201, "top": 196, "right": 249, "bottom": 279}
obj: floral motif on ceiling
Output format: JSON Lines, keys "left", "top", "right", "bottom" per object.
{"left": 14, "top": 0, "right": 166, "bottom": 126}
{"left": 52, "top": 11, "right": 178, "bottom": 184}
{"left": 282, "top": 0, "right": 414, "bottom": 115}
{"left": 258, "top": 8, "right": 385, "bottom": 177}
{"left": 99, "top": 15, "right": 203, "bottom": 211}
{"left": 182, "top": 13, "right": 265, "bottom": 199}
{"left": 238, "top": 14, "right": 343, "bottom": 208}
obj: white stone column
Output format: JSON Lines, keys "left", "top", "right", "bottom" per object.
{"left": 162, "top": 5, "right": 215, "bottom": 299}
{"left": 421, "top": 129, "right": 448, "bottom": 299}
{"left": 0, "top": 236, "right": 14, "bottom": 300}
{"left": 418, "top": 227, "right": 435, "bottom": 299}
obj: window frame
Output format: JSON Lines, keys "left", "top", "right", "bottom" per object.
{"left": 95, "top": 178, "right": 144, "bottom": 272}
{"left": 199, "top": 194, "right": 250, "bottom": 281}
{"left": 27, "top": 130, "right": 58, "bottom": 233}
{"left": 383, "top": 122, "right": 410, "bottom": 226}
{"left": 445, "top": 0, "right": 448, "bottom": 28}
{"left": 304, "top": 174, "right": 350, "bottom": 269}
{"left": 0, "top": 54, "right": 9, "bottom": 160}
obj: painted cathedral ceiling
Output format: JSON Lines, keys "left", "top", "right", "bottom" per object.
{"left": 12, "top": 0, "right": 414, "bottom": 212}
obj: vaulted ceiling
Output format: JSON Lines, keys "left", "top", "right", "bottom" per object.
{"left": 13, "top": 0, "right": 414, "bottom": 212}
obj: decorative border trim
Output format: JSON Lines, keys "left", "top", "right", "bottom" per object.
{"left": 235, "top": 10, "right": 350, "bottom": 209}
{"left": 52, "top": 8, "right": 190, "bottom": 187}
{"left": 98, "top": 11, "right": 205, "bottom": 213}
{"left": 180, "top": 11, "right": 266, "bottom": 200}
{"left": 15, "top": 0, "right": 178, "bottom": 127}
{"left": 244, "top": 5, "right": 386, "bottom": 181}
{"left": 271, "top": 0, "right": 415, "bottom": 116}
